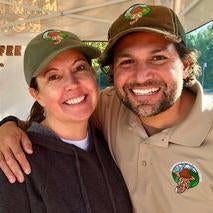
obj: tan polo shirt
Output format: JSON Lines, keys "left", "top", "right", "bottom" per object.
{"left": 96, "top": 82, "right": 213, "bottom": 213}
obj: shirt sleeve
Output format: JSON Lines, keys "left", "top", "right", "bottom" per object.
{"left": 95, "top": 87, "right": 115, "bottom": 134}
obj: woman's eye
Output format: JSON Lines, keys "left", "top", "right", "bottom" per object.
{"left": 75, "top": 63, "right": 91, "bottom": 73}
{"left": 48, "top": 74, "right": 61, "bottom": 81}
{"left": 76, "top": 65, "right": 86, "bottom": 71}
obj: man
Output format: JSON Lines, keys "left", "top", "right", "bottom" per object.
{"left": 0, "top": 4, "right": 213, "bottom": 213}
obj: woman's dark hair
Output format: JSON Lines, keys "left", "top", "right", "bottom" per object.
{"left": 27, "top": 77, "right": 45, "bottom": 124}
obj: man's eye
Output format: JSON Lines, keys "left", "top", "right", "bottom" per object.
{"left": 152, "top": 55, "right": 167, "bottom": 61}
{"left": 149, "top": 55, "right": 168, "bottom": 64}
{"left": 48, "top": 74, "right": 61, "bottom": 81}
{"left": 120, "top": 59, "right": 134, "bottom": 65}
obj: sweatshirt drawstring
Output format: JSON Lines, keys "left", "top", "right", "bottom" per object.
{"left": 91, "top": 129, "right": 117, "bottom": 213}
{"left": 72, "top": 147, "right": 92, "bottom": 213}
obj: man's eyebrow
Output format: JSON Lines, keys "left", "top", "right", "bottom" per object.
{"left": 114, "top": 52, "right": 132, "bottom": 59}
{"left": 115, "top": 46, "right": 169, "bottom": 59}
{"left": 150, "top": 47, "right": 169, "bottom": 54}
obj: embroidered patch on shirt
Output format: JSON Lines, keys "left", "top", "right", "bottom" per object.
{"left": 124, "top": 4, "right": 151, "bottom": 25}
{"left": 171, "top": 162, "right": 201, "bottom": 193}
{"left": 42, "top": 30, "right": 68, "bottom": 45}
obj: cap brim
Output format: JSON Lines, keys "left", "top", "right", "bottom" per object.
{"left": 101, "top": 27, "right": 183, "bottom": 67}
{"left": 33, "top": 44, "right": 100, "bottom": 78}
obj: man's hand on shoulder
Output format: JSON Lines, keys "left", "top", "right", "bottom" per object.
{"left": 0, "top": 121, "right": 32, "bottom": 183}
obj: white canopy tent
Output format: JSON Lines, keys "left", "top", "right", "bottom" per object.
{"left": 0, "top": 0, "right": 212, "bottom": 39}
{"left": 0, "top": 0, "right": 213, "bottom": 119}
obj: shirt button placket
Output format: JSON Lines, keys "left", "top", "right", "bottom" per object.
{"left": 141, "top": 160, "right": 147, "bottom": 167}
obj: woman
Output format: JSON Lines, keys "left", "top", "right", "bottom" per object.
{"left": 0, "top": 30, "right": 132, "bottom": 213}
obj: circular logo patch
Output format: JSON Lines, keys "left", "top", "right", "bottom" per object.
{"left": 124, "top": 4, "right": 151, "bottom": 25}
{"left": 171, "top": 162, "right": 200, "bottom": 193}
{"left": 42, "top": 30, "right": 68, "bottom": 44}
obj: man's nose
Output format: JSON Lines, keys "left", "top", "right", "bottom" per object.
{"left": 133, "top": 61, "right": 153, "bottom": 82}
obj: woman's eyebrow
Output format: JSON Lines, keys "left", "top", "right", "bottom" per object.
{"left": 41, "top": 68, "right": 58, "bottom": 77}
{"left": 72, "top": 57, "right": 88, "bottom": 64}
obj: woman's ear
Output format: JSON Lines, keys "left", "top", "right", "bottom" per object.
{"left": 29, "top": 88, "right": 45, "bottom": 107}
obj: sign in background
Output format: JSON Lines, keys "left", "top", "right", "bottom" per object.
{"left": 0, "top": 33, "right": 36, "bottom": 120}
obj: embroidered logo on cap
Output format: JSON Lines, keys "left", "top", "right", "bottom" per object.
{"left": 171, "top": 162, "right": 200, "bottom": 193}
{"left": 124, "top": 4, "right": 151, "bottom": 25}
{"left": 42, "top": 30, "right": 68, "bottom": 45}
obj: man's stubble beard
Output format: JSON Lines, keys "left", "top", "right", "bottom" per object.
{"left": 115, "top": 82, "right": 182, "bottom": 118}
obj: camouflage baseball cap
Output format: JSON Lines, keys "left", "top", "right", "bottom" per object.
{"left": 101, "top": 4, "right": 185, "bottom": 67}
{"left": 24, "top": 29, "right": 101, "bottom": 85}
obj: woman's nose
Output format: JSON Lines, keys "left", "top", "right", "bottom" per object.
{"left": 64, "top": 73, "right": 79, "bottom": 90}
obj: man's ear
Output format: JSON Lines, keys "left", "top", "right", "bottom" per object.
{"left": 182, "top": 59, "right": 190, "bottom": 80}
{"left": 29, "top": 88, "right": 45, "bottom": 107}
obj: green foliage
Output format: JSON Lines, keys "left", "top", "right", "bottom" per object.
{"left": 84, "top": 23, "right": 213, "bottom": 91}
{"left": 84, "top": 41, "right": 107, "bottom": 69}
{"left": 84, "top": 41, "right": 111, "bottom": 89}
{"left": 186, "top": 22, "right": 213, "bottom": 90}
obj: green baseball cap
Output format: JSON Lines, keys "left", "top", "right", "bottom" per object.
{"left": 100, "top": 4, "right": 186, "bottom": 67}
{"left": 24, "top": 29, "right": 101, "bottom": 85}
